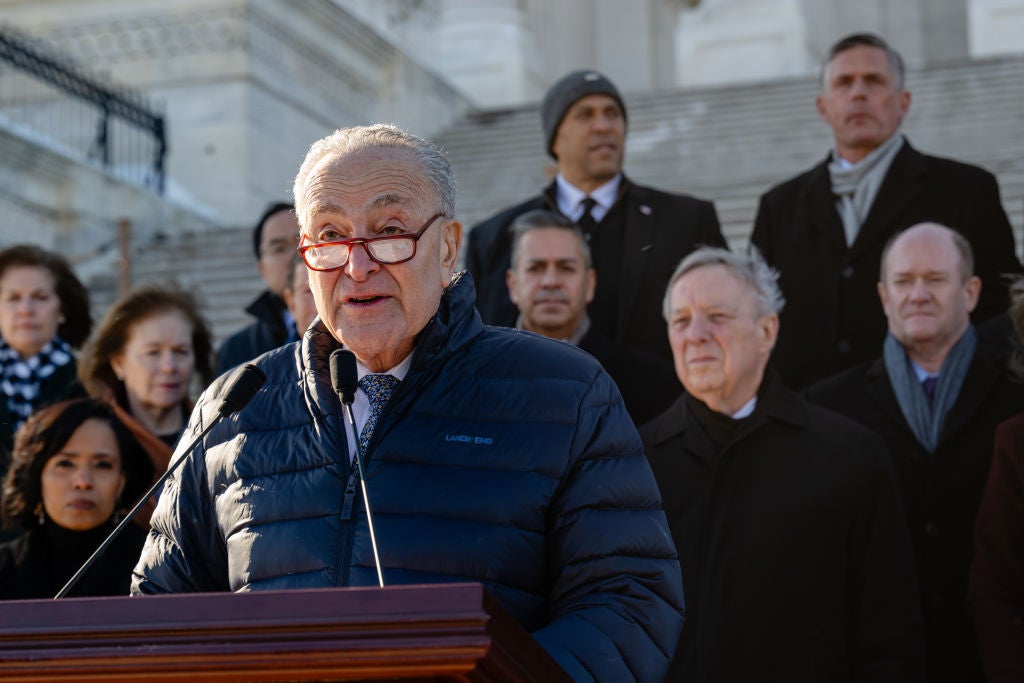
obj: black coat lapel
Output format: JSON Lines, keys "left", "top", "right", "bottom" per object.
{"left": 615, "top": 178, "right": 657, "bottom": 336}
{"left": 848, "top": 141, "right": 926, "bottom": 262}
{"left": 863, "top": 358, "right": 917, "bottom": 440}
{"left": 802, "top": 157, "right": 848, "bottom": 255}
{"left": 646, "top": 397, "right": 716, "bottom": 466}
{"left": 938, "top": 344, "right": 1002, "bottom": 446}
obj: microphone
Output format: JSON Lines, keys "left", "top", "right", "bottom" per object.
{"left": 55, "top": 364, "right": 267, "bottom": 599}
{"left": 329, "top": 348, "right": 359, "bottom": 405}
{"left": 329, "top": 348, "right": 385, "bottom": 588}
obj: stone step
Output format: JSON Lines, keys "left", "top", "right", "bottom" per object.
{"left": 119, "top": 54, "right": 1024, "bottom": 350}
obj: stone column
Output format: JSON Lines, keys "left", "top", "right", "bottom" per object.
{"left": 969, "top": 0, "right": 1024, "bottom": 58}
{"left": 673, "top": 0, "right": 814, "bottom": 87}
{"left": 432, "top": 0, "right": 533, "bottom": 108}
{"left": 799, "top": 0, "right": 968, "bottom": 68}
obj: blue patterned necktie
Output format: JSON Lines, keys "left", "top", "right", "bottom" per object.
{"left": 358, "top": 374, "right": 400, "bottom": 453}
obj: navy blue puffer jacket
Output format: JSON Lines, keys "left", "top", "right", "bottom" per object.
{"left": 133, "top": 272, "right": 684, "bottom": 682}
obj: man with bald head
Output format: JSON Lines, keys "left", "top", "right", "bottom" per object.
{"left": 133, "top": 124, "right": 683, "bottom": 682}
{"left": 808, "top": 222, "right": 1024, "bottom": 682}
{"left": 752, "top": 33, "right": 1020, "bottom": 389}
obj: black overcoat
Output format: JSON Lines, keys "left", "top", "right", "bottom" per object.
{"left": 751, "top": 140, "right": 1021, "bottom": 389}
{"left": 641, "top": 375, "right": 924, "bottom": 682}
{"left": 577, "top": 325, "right": 680, "bottom": 427}
{"left": 215, "top": 290, "right": 291, "bottom": 374}
{"left": 807, "top": 342, "right": 1024, "bottom": 682}
{"left": 465, "top": 176, "right": 725, "bottom": 361}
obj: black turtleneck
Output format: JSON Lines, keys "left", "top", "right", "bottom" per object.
{"left": 684, "top": 392, "right": 753, "bottom": 452}
{"left": 0, "top": 518, "right": 146, "bottom": 599}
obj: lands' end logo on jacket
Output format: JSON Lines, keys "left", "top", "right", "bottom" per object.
{"left": 444, "top": 433, "right": 493, "bottom": 445}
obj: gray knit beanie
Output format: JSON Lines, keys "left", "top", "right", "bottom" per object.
{"left": 541, "top": 70, "right": 627, "bottom": 159}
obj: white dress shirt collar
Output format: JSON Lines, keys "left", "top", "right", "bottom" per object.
{"left": 555, "top": 173, "right": 622, "bottom": 223}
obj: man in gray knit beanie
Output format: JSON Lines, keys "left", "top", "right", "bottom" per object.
{"left": 540, "top": 70, "right": 627, "bottom": 159}
{"left": 466, "top": 69, "right": 725, "bottom": 363}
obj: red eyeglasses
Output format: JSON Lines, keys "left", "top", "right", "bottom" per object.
{"left": 298, "top": 213, "right": 446, "bottom": 272}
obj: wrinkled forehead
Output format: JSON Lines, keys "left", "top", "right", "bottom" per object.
{"left": 884, "top": 230, "right": 962, "bottom": 275}
{"left": 297, "top": 148, "right": 435, "bottom": 228}
{"left": 672, "top": 265, "right": 752, "bottom": 309}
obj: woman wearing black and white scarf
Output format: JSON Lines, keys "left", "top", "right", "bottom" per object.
{"left": 0, "top": 246, "right": 91, "bottom": 479}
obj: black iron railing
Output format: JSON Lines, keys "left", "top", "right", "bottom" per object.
{"left": 0, "top": 25, "right": 166, "bottom": 192}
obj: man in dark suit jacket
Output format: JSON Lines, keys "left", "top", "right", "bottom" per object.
{"left": 807, "top": 223, "right": 1024, "bottom": 683}
{"left": 216, "top": 203, "right": 300, "bottom": 373}
{"left": 505, "top": 210, "right": 679, "bottom": 426}
{"left": 751, "top": 32, "right": 1020, "bottom": 389}
{"left": 467, "top": 70, "right": 725, "bottom": 361}
{"left": 643, "top": 246, "right": 923, "bottom": 682}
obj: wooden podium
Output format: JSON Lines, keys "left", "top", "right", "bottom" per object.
{"left": 0, "top": 582, "right": 571, "bottom": 682}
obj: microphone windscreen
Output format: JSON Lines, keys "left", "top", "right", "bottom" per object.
{"left": 330, "top": 349, "right": 358, "bottom": 405}
{"left": 217, "top": 364, "right": 267, "bottom": 418}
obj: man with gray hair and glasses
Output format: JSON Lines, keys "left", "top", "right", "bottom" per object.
{"left": 133, "top": 124, "right": 683, "bottom": 682}
{"left": 751, "top": 32, "right": 1020, "bottom": 390}
{"left": 642, "top": 246, "right": 923, "bottom": 681}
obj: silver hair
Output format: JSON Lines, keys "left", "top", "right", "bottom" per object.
{"left": 662, "top": 246, "right": 785, "bottom": 321}
{"left": 292, "top": 124, "right": 455, "bottom": 224}
{"left": 821, "top": 33, "right": 906, "bottom": 91}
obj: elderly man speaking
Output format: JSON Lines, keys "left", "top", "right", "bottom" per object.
{"left": 131, "top": 125, "right": 683, "bottom": 683}
{"left": 641, "top": 247, "right": 923, "bottom": 682}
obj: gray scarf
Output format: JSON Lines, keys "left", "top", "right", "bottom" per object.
{"left": 828, "top": 133, "right": 904, "bottom": 246}
{"left": 883, "top": 325, "right": 976, "bottom": 453}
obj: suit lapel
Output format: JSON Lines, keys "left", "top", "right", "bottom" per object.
{"left": 802, "top": 157, "right": 848, "bottom": 256}
{"left": 938, "top": 345, "right": 1001, "bottom": 446}
{"left": 863, "top": 358, "right": 918, "bottom": 441}
{"left": 678, "top": 403, "right": 716, "bottom": 466}
{"left": 848, "top": 141, "right": 927, "bottom": 262}
{"left": 647, "top": 397, "right": 715, "bottom": 466}
{"left": 615, "top": 178, "right": 656, "bottom": 337}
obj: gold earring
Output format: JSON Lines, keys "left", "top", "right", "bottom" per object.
{"left": 34, "top": 502, "right": 44, "bottom": 526}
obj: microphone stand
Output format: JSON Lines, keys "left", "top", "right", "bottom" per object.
{"left": 54, "top": 364, "right": 266, "bottom": 599}
{"left": 341, "top": 403, "right": 386, "bottom": 588}
{"left": 330, "top": 348, "right": 385, "bottom": 588}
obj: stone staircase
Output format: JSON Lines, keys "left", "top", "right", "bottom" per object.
{"left": 439, "top": 53, "right": 1024, "bottom": 248}
{"left": 115, "top": 53, "right": 1024, "bottom": 347}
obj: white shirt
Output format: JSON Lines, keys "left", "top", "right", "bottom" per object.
{"left": 342, "top": 352, "right": 413, "bottom": 463}
{"left": 555, "top": 173, "right": 622, "bottom": 223}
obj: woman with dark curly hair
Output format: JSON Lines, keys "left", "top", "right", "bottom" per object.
{"left": 78, "top": 285, "right": 213, "bottom": 479}
{"left": 0, "top": 245, "right": 92, "bottom": 470}
{"left": 0, "top": 398, "right": 153, "bottom": 598}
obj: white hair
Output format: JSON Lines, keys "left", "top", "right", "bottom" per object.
{"left": 662, "top": 246, "right": 785, "bottom": 321}
{"left": 292, "top": 123, "right": 455, "bottom": 224}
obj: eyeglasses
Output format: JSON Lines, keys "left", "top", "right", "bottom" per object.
{"left": 298, "top": 213, "right": 446, "bottom": 272}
